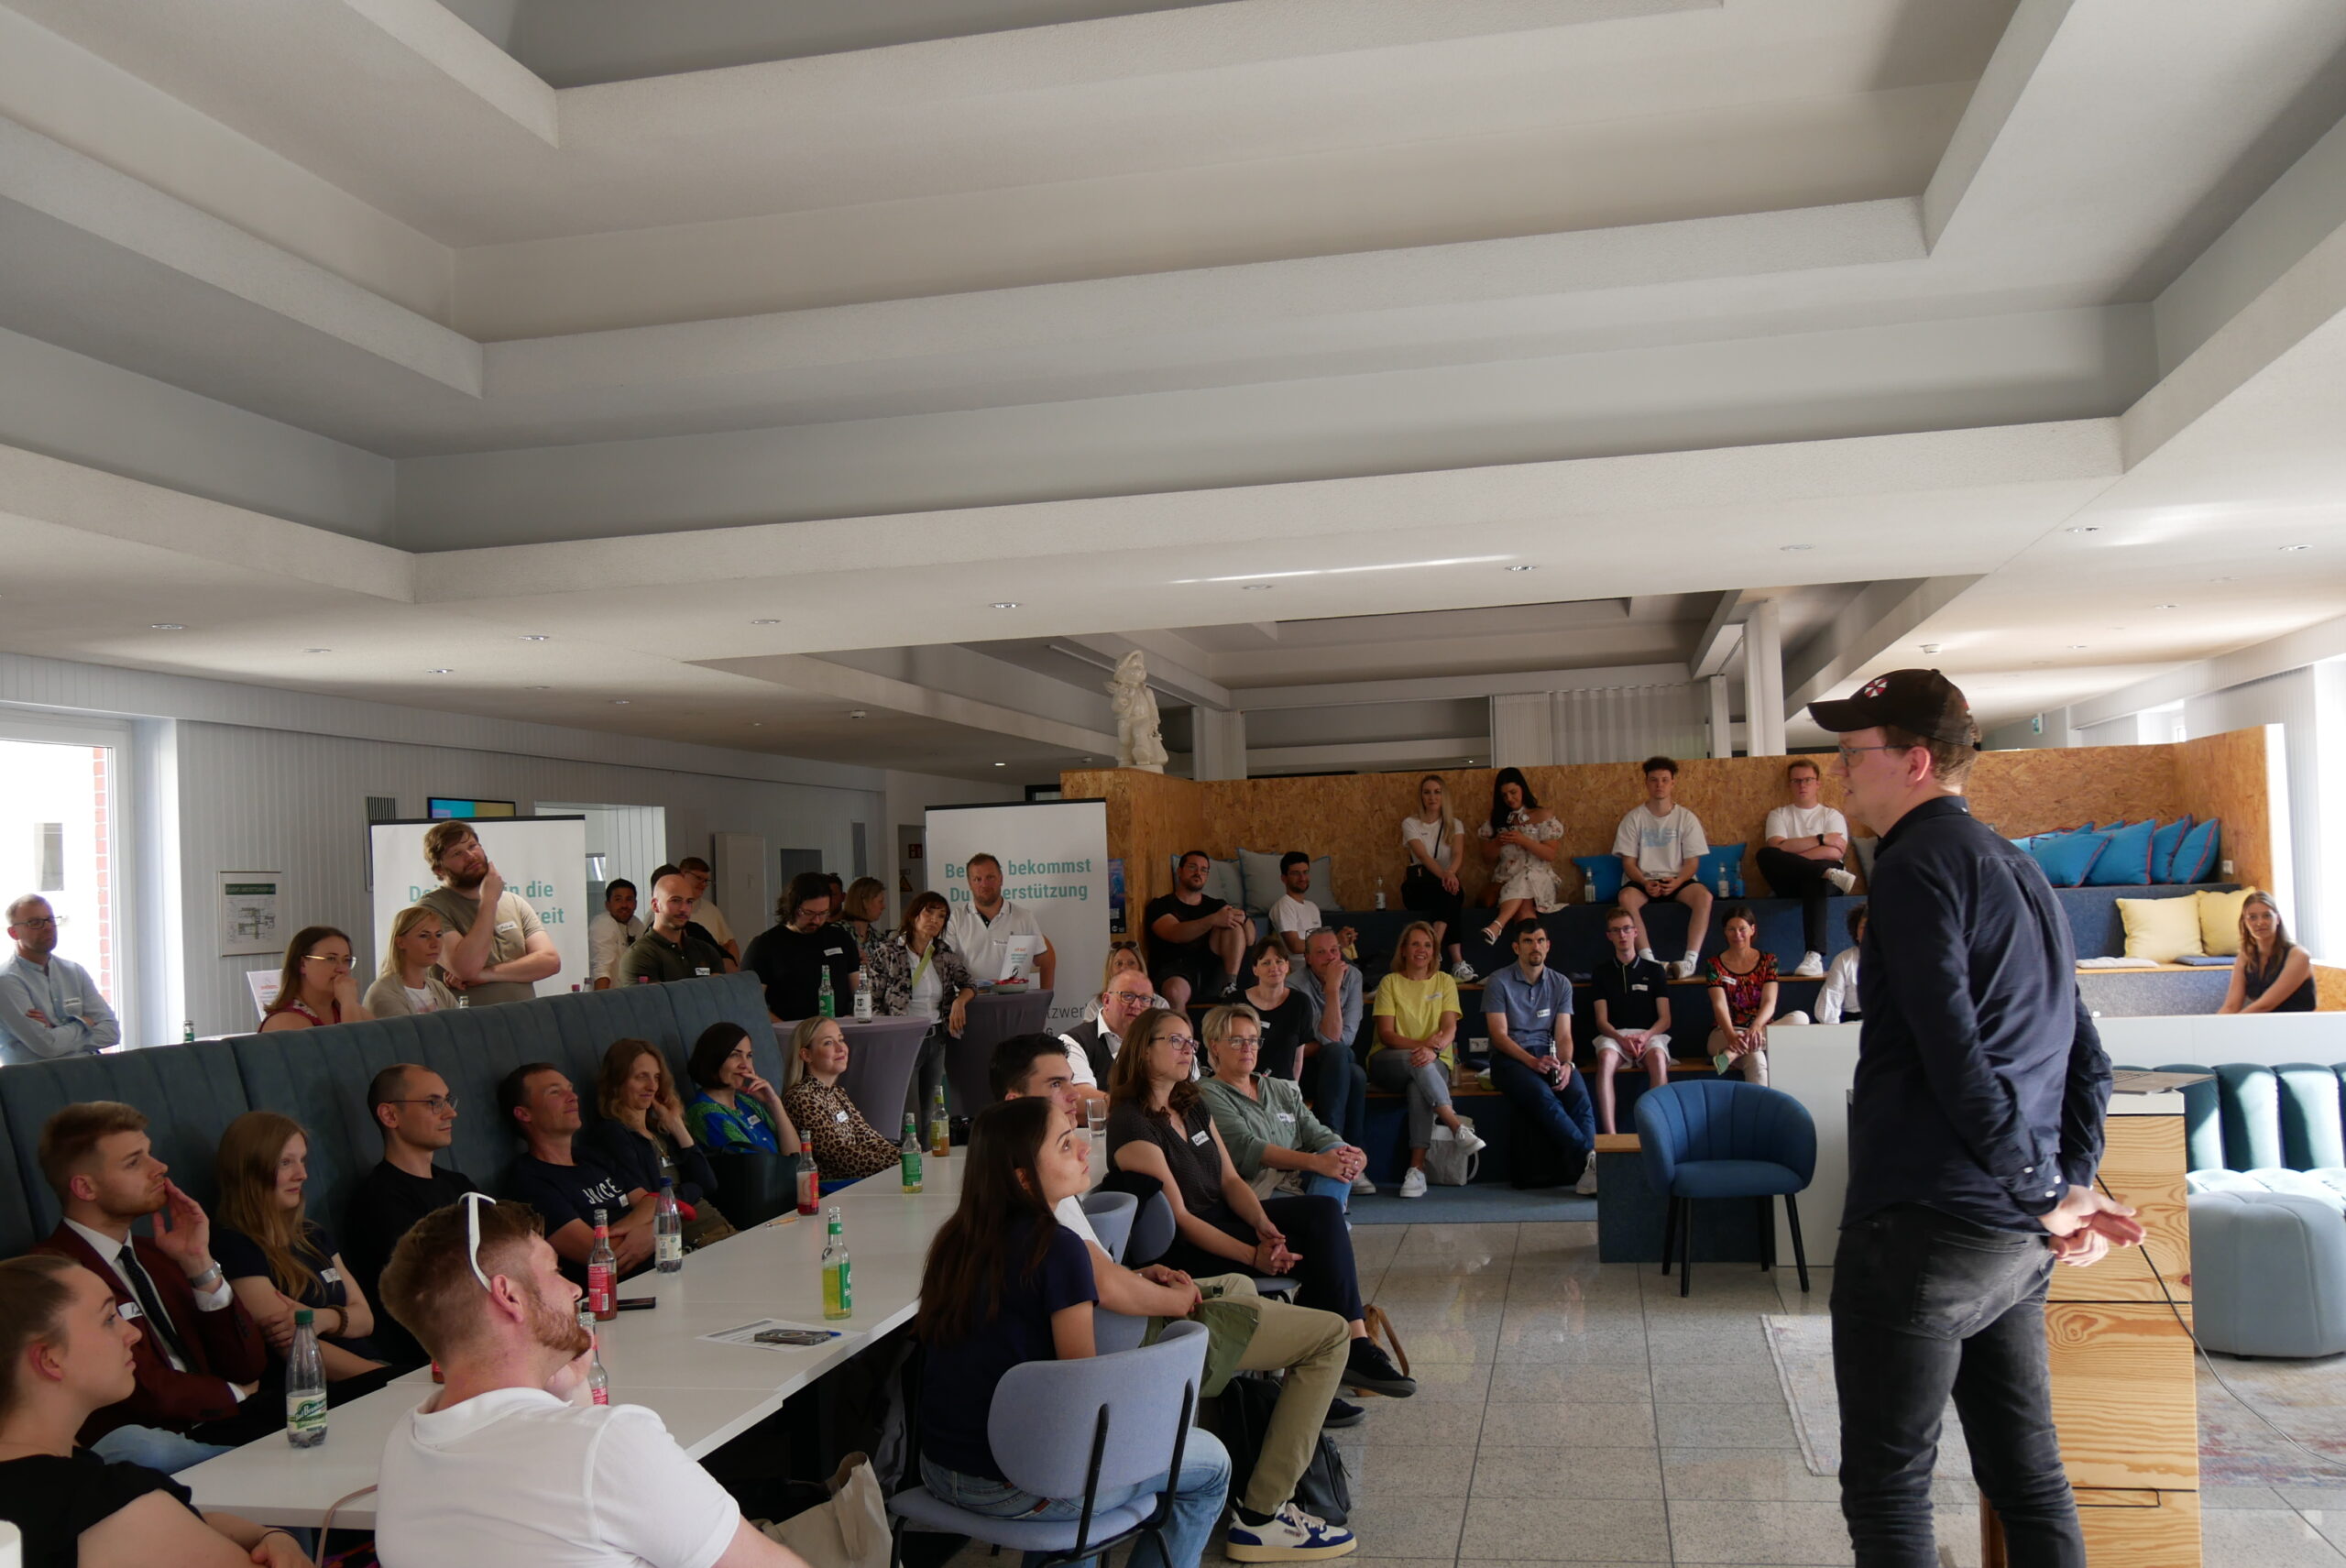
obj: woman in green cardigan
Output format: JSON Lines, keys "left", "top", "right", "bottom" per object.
{"left": 1198, "top": 1003, "right": 1368, "bottom": 1210}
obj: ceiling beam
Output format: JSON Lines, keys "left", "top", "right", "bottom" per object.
{"left": 1686, "top": 589, "right": 1747, "bottom": 680}
{"left": 1064, "top": 632, "right": 1233, "bottom": 712}
{"left": 1246, "top": 736, "right": 1491, "bottom": 773}
{"left": 1783, "top": 576, "right": 1985, "bottom": 712}
{"left": 1239, "top": 663, "right": 1688, "bottom": 712}
{"left": 726, "top": 652, "right": 1117, "bottom": 756}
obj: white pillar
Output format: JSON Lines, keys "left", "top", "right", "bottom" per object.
{"left": 1190, "top": 709, "right": 1248, "bottom": 780}
{"left": 1490, "top": 693, "right": 1555, "bottom": 769}
{"left": 1742, "top": 599, "right": 1784, "bottom": 758}
{"left": 1707, "top": 674, "right": 1734, "bottom": 759}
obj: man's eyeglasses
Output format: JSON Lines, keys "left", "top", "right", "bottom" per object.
{"left": 304, "top": 953, "right": 356, "bottom": 969}
{"left": 11, "top": 916, "right": 56, "bottom": 927}
{"left": 387, "top": 1094, "right": 458, "bottom": 1114}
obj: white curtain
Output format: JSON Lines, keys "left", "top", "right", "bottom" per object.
{"left": 1554, "top": 684, "right": 1707, "bottom": 767}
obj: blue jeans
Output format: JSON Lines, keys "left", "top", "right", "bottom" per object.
{"left": 1303, "top": 1171, "right": 1354, "bottom": 1212}
{"left": 1309, "top": 1044, "right": 1367, "bottom": 1147}
{"left": 1831, "top": 1204, "right": 2078, "bottom": 1568}
{"left": 90, "top": 1424, "right": 233, "bottom": 1473}
{"left": 1489, "top": 1051, "right": 1595, "bottom": 1169}
{"left": 921, "top": 1433, "right": 1232, "bottom": 1568}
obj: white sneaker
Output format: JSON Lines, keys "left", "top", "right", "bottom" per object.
{"left": 1224, "top": 1500, "right": 1358, "bottom": 1562}
{"left": 1666, "top": 957, "right": 1696, "bottom": 981}
{"left": 1575, "top": 1157, "right": 1599, "bottom": 1196}
{"left": 1453, "top": 1126, "right": 1487, "bottom": 1157}
{"left": 1351, "top": 1174, "right": 1376, "bottom": 1196}
{"left": 1638, "top": 948, "right": 1659, "bottom": 965}
{"left": 1824, "top": 867, "right": 1858, "bottom": 894}
{"left": 1399, "top": 1168, "right": 1428, "bottom": 1200}
{"left": 1792, "top": 951, "right": 1825, "bottom": 979}
{"left": 1449, "top": 959, "right": 1479, "bottom": 982}
{"left": 1430, "top": 1124, "right": 1453, "bottom": 1142}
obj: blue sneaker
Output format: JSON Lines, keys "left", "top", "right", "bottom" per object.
{"left": 1224, "top": 1502, "right": 1358, "bottom": 1562}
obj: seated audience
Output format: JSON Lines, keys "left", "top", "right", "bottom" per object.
{"left": 1613, "top": 754, "right": 1714, "bottom": 979}
{"left": 914, "top": 1097, "right": 1253, "bottom": 1568}
{"left": 1815, "top": 905, "right": 1866, "bottom": 1025}
{"left": 1483, "top": 921, "right": 1598, "bottom": 1194}
{"left": 1759, "top": 758, "right": 1858, "bottom": 978}
{"left": 948, "top": 852, "right": 1058, "bottom": 989}
{"left": 1146, "top": 850, "right": 1255, "bottom": 1010}
{"left": 364, "top": 905, "right": 460, "bottom": 1018}
{"left": 0, "top": 894, "right": 121, "bottom": 1065}
{"left": 742, "top": 872, "right": 863, "bottom": 1022}
{"left": 645, "top": 862, "right": 732, "bottom": 959}
{"left": 0, "top": 1254, "right": 312, "bottom": 1568}
{"left": 581, "top": 1038, "right": 728, "bottom": 1243}
{"left": 212, "top": 1112, "right": 387, "bottom": 1386}
{"left": 1400, "top": 773, "right": 1475, "bottom": 981}
{"left": 258, "top": 925, "right": 370, "bottom": 1032}
{"left": 2222, "top": 890, "right": 2316, "bottom": 1014}
{"left": 1590, "top": 907, "right": 1672, "bottom": 1134}
{"left": 683, "top": 1023, "right": 801, "bottom": 1155}
{"left": 1081, "top": 946, "right": 1170, "bottom": 1023}
{"left": 586, "top": 878, "right": 642, "bottom": 989}
{"left": 1267, "top": 852, "right": 1355, "bottom": 960}
{"left": 1367, "top": 922, "right": 1483, "bottom": 1199}
{"left": 1059, "top": 971, "right": 1156, "bottom": 1113}
{"left": 498, "top": 1064, "right": 654, "bottom": 1280}
{"left": 374, "top": 1196, "right": 800, "bottom": 1568}
{"left": 418, "top": 822, "right": 558, "bottom": 1006}
{"left": 33, "top": 1102, "right": 266, "bottom": 1472}
{"left": 614, "top": 872, "right": 729, "bottom": 987}
{"left": 1200, "top": 1005, "right": 1367, "bottom": 1212}
{"left": 1705, "top": 905, "right": 1795, "bottom": 1085}
{"left": 677, "top": 855, "right": 740, "bottom": 965}
{"left": 839, "top": 875, "right": 890, "bottom": 968}
{"left": 1289, "top": 930, "right": 1369, "bottom": 1156}
{"left": 866, "top": 891, "right": 976, "bottom": 1120}
{"left": 1239, "top": 937, "right": 1317, "bottom": 1081}
{"left": 345, "top": 1065, "right": 478, "bottom": 1368}
{"left": 781, "top": 1017, "right": 901, "bottom": 1182}
{"left": 1474, "top": 768, "right": 1564, "bottom": 947}
{"left": 1109, "top": 1011, "right": 1409, "bottom": 1404}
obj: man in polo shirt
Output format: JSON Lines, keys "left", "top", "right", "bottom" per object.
{"left": 498, "top": 1064, "right": 655, "bottom": 1280}
{"left": 1589, "top": 907, "right": 1672, "bottom": 1134}
{"left": 614, "top": 872, "right": 729, "bottom": 987}
{"left": 1813, "top": 669, "right": 2141, "bottom": 1568}
{"left": 375, "top": 1196, "right": 800, "bottom": 1568}
{"left": 947, "top": 852, "right": 1057, "bottom": 989}
{"left": 0, "top": 894, "right": 120, "bottom": 1064}
{"left": 417, "top": 822, "right": 560, "bottom": 1006}
{"left": 1482, "top": 920, "right": 1598, "bottom": 1194}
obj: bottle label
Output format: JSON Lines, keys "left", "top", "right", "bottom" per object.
{"left": 587, "top": 1263, "right": 614, "bottom": 1314}
{"left": 287, "top": 1391, "right": 326, "bottom": 1441}
{"left": 823, "top": 1258, "right": 852, "bottom": 1318}
{"left": 854, "top": 990, "right": 872, "bottom": 1021}
{"left": 902, "top": 1148, "right": 922, "bottom": 1190}
{"left": 591, "top": 1383, "right": 609, "bottom": 1408}
{"left": 657, "top": 1233, "right": 684, "bottom": 1266}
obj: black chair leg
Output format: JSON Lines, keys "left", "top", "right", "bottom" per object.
{"left": 1758, "top": 1196, "right": 1774, "bottom": 1272}
{"left": 1680, "top": 1198, "right": 1694, "bottom": 1298}
{"left": 1661, "top": 1194, "right": 1679, "bottom": 1277}
{"left": 1785, "top": 1194, "right": 1811, "bottom": 1293}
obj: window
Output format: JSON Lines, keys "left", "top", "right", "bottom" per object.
{"left": 35, "top": 822, "right": 62, "bottom": 891}
{"left": 0, "top": 735, "right": 121, "bottom": 1019}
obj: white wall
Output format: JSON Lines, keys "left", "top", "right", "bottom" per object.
{"left": 880, "top": 769, "right": 1026, "bottom": 927}
{"left": 2185, "top": 667, "right": 2324, "bottom": 952}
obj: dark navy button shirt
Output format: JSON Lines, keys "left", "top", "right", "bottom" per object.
{"left": 1847, "top": 795, "right": 2111, "bottom": 1232}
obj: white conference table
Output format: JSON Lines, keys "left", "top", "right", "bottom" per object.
{"left": 183, "top": 1156, "right": 971, "bottom": 1530}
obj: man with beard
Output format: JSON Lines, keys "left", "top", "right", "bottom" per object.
{"left": 499, "top": 1065, "right": 655, "bottom": 1281}
{"left": 0, "top": 893, "right": 120, "bottom": 1063}
{"left": 417, "top": 822, "right": 560, "bottom": 1006}
{"left": 375, "top": 1195, "right": 804, "bottom": 1568}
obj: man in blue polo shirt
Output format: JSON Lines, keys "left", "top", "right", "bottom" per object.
{"left": 1812, "top": 669, "right": 2141, "bottom": 1568}
{"left": 1482, "top": 920, "right": 1597, "bottom": 1195}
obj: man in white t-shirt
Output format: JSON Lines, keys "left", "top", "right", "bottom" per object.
{"left": 586, "top": 880, "right": 643, "bottom": 991}
{"left": 947, "top": 853, "right": 1057, "bottom": 989}
{"left": 1760, "top": 756, "right": 1860, "bottom": 978}
{"left": 677, "top": 858, "right": 740, "bottom": 965}
{"left": 375, "top": 1194, "right": 802, "bottom": 1568}
{"left": 1611, "top": 755, "right": 1714, "bottom": 980}
{"left": 1268, "top": 852, "right": 1356, "bottom": 957}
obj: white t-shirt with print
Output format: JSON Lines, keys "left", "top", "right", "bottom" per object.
{"left": 1764, "top": 804, "right": 1848, "bottom": 846}
{"left": 1268, "top": 894, "right": 1321, "bottom": 938}
{"left": 1400, "top": 815, "right": 1461, "bottom": 872}
{"left": 1613, "top": 805, "right": 1710, "bottom": 879}
{"left": 377, "top": 1387, "right": 740, "bottom": 1568}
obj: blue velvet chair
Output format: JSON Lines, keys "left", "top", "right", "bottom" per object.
{"left": 1634, "top": 1080, "right": 1815, "bottom": 1298}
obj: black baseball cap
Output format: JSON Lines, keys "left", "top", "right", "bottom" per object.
{"left": 1807, "top": 668, "right": 1979, "bottom": 747}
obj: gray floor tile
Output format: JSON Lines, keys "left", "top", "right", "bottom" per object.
{"left": 1340, "top": 1496, "right": 1468, "bottom": 1560}
{"left": 1478, "top": 1398, "right": 1656, "bottom": 1446}
{"left": 1651, "top": 1356, "right": 1791, "bottom": 1404}
{"left": 1456, "top": 1496, "right": 1671, "bottom": 1561}
{"left": 2206, "top": 1483, "right": 2289, "bottom": 1508}
{"left": 1658, "top": 1401, "right": 1802, "bottom": 1448}
{"left": 2207, "top": 1508, "right": 2346, "bottom": 1566}
{"left": 1668, "top": 1499, "right": 1855, "bottom": 1564}
{"left": 1662, "top": 1446, "right": 1843, "bottom": 1502}
{"left": 1484, "top": 1362, "right": 1653, "bottom": 1403}
{"left": 1382, "top": 1358, "right": 1494, "bottom": 1404}
{"left": 1351, "top": 1442, "right": 1478, "bottom": 1498}
{"left": 1471, "top": 1444, "right": 1663, "bottom": 1499}
{"left": 1350, "top": 1399, "right": 1489, "bottom": 1445}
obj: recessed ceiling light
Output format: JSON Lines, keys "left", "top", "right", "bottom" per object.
{"left": 304, "top": 647, "right": 331, "bottom": 654}
{"left": 2068, "top": 644, "right": 2088, "bottom": 651}
{"left": 991, "top": 602, "right": 1021, "bottom": 610}
{"left": 751, "top": 722, "right": 762, "bottom": 728}
{"left": 848, "top": 709, "right": 869, "bottom": 720}
{"left": 992, "top": 762, "right": 1007, "bottom": 767}
{"left": 150, "top": 623, "right": 185, "bottom": 630}
{"left": 1462, "top": 758, "right": 1476, "bottom": 765}
{"left": 1240, "top": 583, "right": 1273, "bottom": 591}
{"left": 2214, "top": 576, "right": 2238, "bottom": 582}
{"left": 2066, "top": 526, "right": 2100, "bottom": 534}
{"left": 1918, "top": 643, "right": 1940, "bottom": 653}
{"left": 2282, "top": 543, "right": 2311, "bottom": 553}
{"left": 426, "top": 667, "right": 452, "bottom": 674}
{"left": 1504, "top": 565, "right": 1538, "bottom": 573}
{"left": 523, "top": 685, "right": 550, "bottom": 690}
{"left": 2151, "top": 604, "right": 2177, "bottom": 610}
{"left": 1780, "top": 543, "right": 1813, "bottom": 553}
{"left": 611, "top": 699, "right": 630, "bottom": 706}
{"left": 521, "top": 634, "right": 550, "bottom": 641}
{"left": 751, "top": 618, "right": 780, "bottom": 625}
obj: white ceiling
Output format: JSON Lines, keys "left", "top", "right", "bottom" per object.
{"left": 3, "top": 0, "right": 2346, "bottom": 781}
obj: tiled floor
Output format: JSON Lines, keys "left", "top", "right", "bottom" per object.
{"left": 945, "top": 1219, "right": 2346, "bottom": 1566}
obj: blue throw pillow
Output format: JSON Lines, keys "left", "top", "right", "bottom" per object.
{"left": 2174, "top": 818, "right": 2220, "bottom": 883}
{"left": 2031, "top": 830, "right": 2111, "bottom": 888}
{"left": 2150, "top": 816, "right": 2195, "bottom": 883}
{"left": 1571, "top": 855, "right": 1624, "bottom": 903}
{"left": 1694, "top": 843, "right": 1746, "bottom": 896}
{"left": 2085, "top": 819, "right": 2157, "bottom": 886}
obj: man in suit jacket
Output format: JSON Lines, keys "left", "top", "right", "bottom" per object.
{"left": 34, "top": 1101, "right": 267, "bottom": 1471}
{"left": 1059, "top": 972, "right": 1157, "bottom": 1114}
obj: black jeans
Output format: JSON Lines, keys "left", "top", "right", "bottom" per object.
{"left": 1757, "top": 845, "right": 1843, "bottom": 958}
{"left": 1831, "top": 1204, "right": 2080, "bottom": 1568}
{"left": 1160, "top": 1194, "right": 1363, "bottom": 1323}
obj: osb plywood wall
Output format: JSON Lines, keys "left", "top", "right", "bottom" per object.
{"left": 1064, "top": 726, "right": 2276, "bottom": 913}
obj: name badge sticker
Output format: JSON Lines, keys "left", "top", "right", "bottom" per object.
{"left": 497, "top": 921, "right": 518, "bottom": 934}
{"left": 117, "top": 1299, "right": 143, "bottom": 1321}
{"left": 834, "top": 1110, "right": 850, "bottom": 1124}
{"left": 824, "top": 948, "right": 844, "bottom": 958}
{"left": 1190, "top": 1130, "right": 1211, "bottom": 1146}
{"left": 1276, "top": 1112, "right": 1295, "bottom": 1123}
{"left": 695, "top": 967, "right": 711, "bottom": 977}
{"left": 1536, "top": 1008, "right": 1552, "bottom": 1018}
{"left": 320, "top": 1267, "right": 341, "bottom": 1284}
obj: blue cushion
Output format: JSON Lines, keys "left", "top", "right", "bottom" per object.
{"left": 2030, "top": 830, "right": 2110, "bottom": 888}
{"left": 1671, "top": 1158, "right": 1809, "bottom": 1199}
{"left": 2084, "top": 819, "right": 2158, "bottom": 886}
{"left": 2150, "top": 816, "right": 2195, "bottom": 883}
{"left": 1572, "top": 855, "right": 1625, "bottom": 902}
{"left": 1694, "top": 843, "right": 1746, "bottom": 895}
{"left": 2174, "top": 818, "right": 2220, "bottom": 883}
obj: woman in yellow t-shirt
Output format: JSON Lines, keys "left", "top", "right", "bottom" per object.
{"left": 1370, "top": 921, "right": 1485, "bottom": 1198}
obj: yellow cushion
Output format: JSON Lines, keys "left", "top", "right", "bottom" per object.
{"left": 2117, "top": 894, "right": 2205, "bottom": 962}
{"left": 2196, "top": 886, "right": 2256, "bottom": 958}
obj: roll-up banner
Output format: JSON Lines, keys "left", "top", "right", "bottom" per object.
{"left": 368, "top": 816, "right": 590, "bottom": 996}
{"left": 926, "top": 800, "right": 1108, "bottom": 1032}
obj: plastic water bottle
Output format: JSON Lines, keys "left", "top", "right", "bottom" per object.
{"left": 795, "top": 1150, "right": 820, "bottom": 1216}
{"left": 576, "top": 1303, "right": 608, "bottom": 1407}
{"left": 653, "top": 1179, "right": 683, "bottom": 1272}
{"left": 853, "top": 971, "right": 873, "bottom": 1022}
{"left": 455, "top": 992, "right": 469, "bottom": 1008}
{"left": 1716, "top": 868, "right": 1730, "bottom": 898}
{"left": 586, "top": 1208, "right": 618, "bottom": 1320}
{"left": 821, "top": 1206, "right": 852, "bottom": 1319}
{"left": 900, "top": 1114, "right": 924, "bottom": 1193}
{"left": 817, "top": 968, "right": 836, "bottom": 1018}
{"left": 285, "top": 1310, "right": 325, "bottom": 1447}
{"left": 1374, "top": 876, "right": 1387, "bottom": 911}
{"left": 928, "top": 1083, "right": 950, "bottom": 1158}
